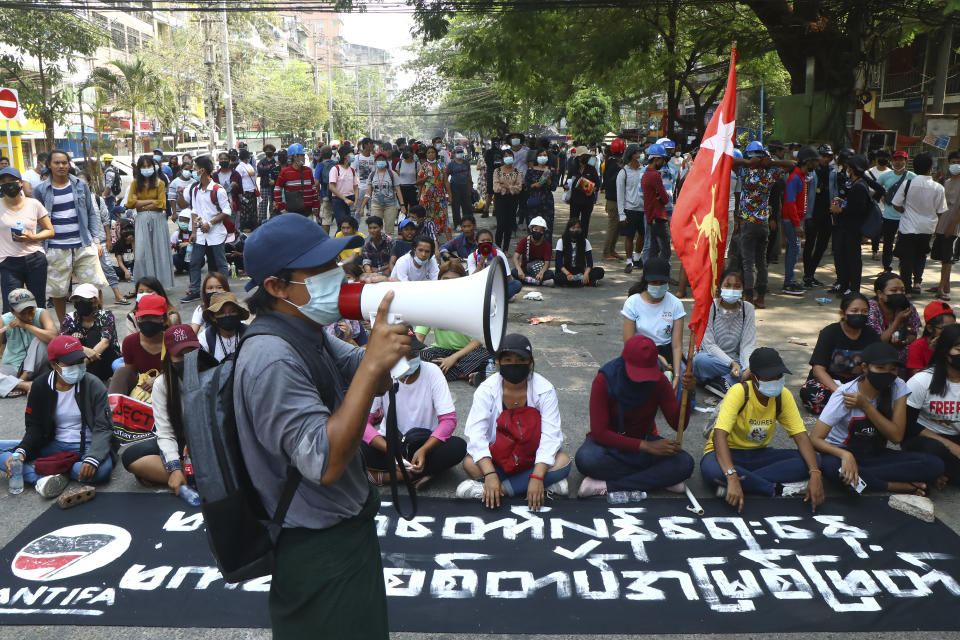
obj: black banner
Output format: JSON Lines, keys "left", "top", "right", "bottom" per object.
{"left": 1, "top": 493, "right": 959, "bottom": 633}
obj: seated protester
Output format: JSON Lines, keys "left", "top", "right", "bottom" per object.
{"left": 327, "top": 318, "right": 369, "bottom": 347}
{"left": 122, "top": 325, "right": 207, "bottom": 494}
{"left": 621, "top": 257, "right": 685, "bottom": 388}
{"left": 361, "top": 216, "right": 394, "bottom": 277}
{"left": 907, "top": 301, "right": 956, "bottom": 377}
{"left": 113, "top": 218, "right": 135, "bottom": 283}
{"left": 0, "top": 335, "right": 117, "bottom": 500}
{"left": 701, "top": 347, "right": 825, "bottom": 512}
{"left": 416, "top": 261, "right": 493, "bottom": 383}
{"left": 126, "top": 276, "right": 182, "bottom": 334}
{"left": 457, "top": 334, "right": 572, "bottom": 510}
{"left": 903, "top": 323, "right": 960, "bottom": 486}
{"left": 439, "top": 215, "right": 478, "bottom": 262}
{"left": 0, "top": 288, "right": 57, "bottom": 398}
{"left": 554, "top": 218, "right": 604, "bottom": 287}
{"left": 225, "top": 230, "right": 247, "bottom": 277}
{"left": 576, "top": 335, "right": 696, "bottom": 498}
{"left": 389, "top": 218, "right": 419, "bottom": 273}
{"left": 467, "top": 228, "right": 522, "bottom": 299}
{"left": 198, "top": 292, "right": 249, "bottom": 362}
{"left": 59, "top": 283, "right": 120, "bottom": 383}
{"left": 334, "top": 216, "right": 365, "bottom": 264}
{"left": 110, "top": 293, "right": 168, "bottom": 398}
{"left": 189, "top": 271, "right": 229, "bottom": 334}
{"left": 406, "top": 205, "right": 439, "bottom": 256}
{"left": 692, "top": 269, "right": 756, "bottom": 398}
{"left": 799, "top": 293, "right": 880, "bottom": 414}
{"left": 867, "top": 272, "right": 922, "bottom": 376}
{"left": 361, "top": 336, "right": 467, "bottom": 488}
{"left": 811, "top": 342, "right": 945, "bottom": 496}
{"left": 171, "top": 210, "right": 193, "bottom": 275}
{"left": 512, "top": 216, "right": 554, "bottom": 287}
{"left": 393, "top": 236, "right": 439, "bottom": 282}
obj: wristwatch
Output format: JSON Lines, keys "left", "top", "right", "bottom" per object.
{"left": 724, "top": 468, "right": 737, "bottom": 477}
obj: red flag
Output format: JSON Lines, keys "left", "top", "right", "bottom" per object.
{"left": 671, "top": 45, "right": 738, "bottom": 348}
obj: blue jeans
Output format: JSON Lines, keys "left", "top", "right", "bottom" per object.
{"left": 188, "top": 242, "right": 228, "bottom": 295}
{"left": 495, "top": 461, "right": 571, "bottom": 496}
{"left": 0, "top": 251, "right": 47, "bottom": 313}
{"left": 507, "top": 278, "right": 522, "bottom": 300}
{"left": 693, "top": 352, "right": 740, "bottom": 386}
{"left": 0, "top": 439, "right": 113, "bottom": 484}
{"left": 820, "top": 448, "right": 944, "bottom": 491}
{"left": 575, "top": 436, "right": 694, "bottom": 491}
{"left": 783, "top": 222, "right": 800, "bottom": 287}
{"left": 333, "top": 197, "right": 353, "bottom": 226}
{"left": 701, "top": 448, "right": 811, "bottom": 496}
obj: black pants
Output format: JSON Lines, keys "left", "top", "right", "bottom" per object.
{"left": 0, "top": 251, "right": 47, "bottom": 313}
{"left": 569, "top": 199, "right": 595, "bottom": 235}
{"left": 449, "top": 182, "right": 472, "bottom": 228}
{"left": 649, "top": 218, "right": 671, "bottom": 261}
{"left": 896, "top": 233, "right": 931, "bottom": 289}
{"left": 556, "top": 266, "right": 604, "bottom": 286}
{"left": 834, "top": 226, "right": 864, "bottom": 293}
{"left": 903, "top": 433, "right": 960, "bottom": 485}
{"left": 494, "top": 193, "right": 518, "bottom": 251}
{"left": 399, "top": 185, "right": 417, "bottom": 215}
{"left": 360, "top": 428, "right": 466, "bottom": 477}
{"left": 802, "top": 212, "right": 832, "bottom": 279}
{"left": 880, "top": 218, "right": 900, "bottom": 271}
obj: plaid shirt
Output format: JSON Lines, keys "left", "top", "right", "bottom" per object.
{"left": 362, "top": 234, "right": 394, "bottom": 269}
{"left": 441, "top": 232, "right": 478, "bottom": 258}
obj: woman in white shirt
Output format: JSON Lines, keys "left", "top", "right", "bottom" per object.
{"left": 466, "top": 228, "right": 522, "bottom": 299}
{"left": 457, "top": 334, "right": 571, "bottom": 511}
{"left": 189, "top": 272, "right": 230, "bottom": 334}
{"left": 198, "top": 292, "right": 248, "bottom": 362}
{"left": 393, "top": 236, "right": 439, "bottom": 282}
{"left": 903, "top": 323, "right": 960, "bottom": 486}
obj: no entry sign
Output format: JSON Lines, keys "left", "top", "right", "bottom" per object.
{"left": 0, "top": 88, "right": 20, "bottom": 120}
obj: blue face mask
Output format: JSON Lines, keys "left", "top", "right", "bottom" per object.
{"left": 757, "top": 377, "right": 785, "bottom": 398}
{"left": 283, "top": 269, "right": 346, "bottom": 326}
{"left": 376, "top": 160, "right": 387, "bottom": 169}
{"left": 140, "top": 167, "right": 155, "bottom": 178}
{"left": 178, "top": 221, "right": 190, "bottom": 231}
{"left": 647, "top": 283, "right": 669, "bottom": 299}
{"left": 400, "top": 356, "right": 422, "bottom": 379}
{"left": 181, "top": 170, "right": 192, "bottom": 179}
{"left": 950, "top": 164, "right": 960, "bottom": 176}
{"left": 503, "top": 157, "right": 514, "bottom": 165}
{"left": 153, "top": 155, "right": 162, "bottom": 163}
{"left": 435, "top": 144, "right": 443, "bottom": 150}
{"left": 511, "top": 138, "right": 521, "bottom": 146}
{"left": 59, "top": 363, "right": 86, "bottom": 385}
{"left": 413, "top": 254, "right": 427, "bottom": 267}
{"left": 720, "top": 288, "right": 742, "bottom": 304}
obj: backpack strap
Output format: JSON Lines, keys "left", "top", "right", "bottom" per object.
{"left": 737, "top": 380, "right": 781, "bottom": 417}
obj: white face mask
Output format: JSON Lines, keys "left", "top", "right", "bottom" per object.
{"left": 950, "top": 164, "right": 960, "bottom": 176}
{"left": 720, "top": 288, "right": 742, "bottom": 304}
{"left": 283, "top": 269, "right": 346, "bottom": 326}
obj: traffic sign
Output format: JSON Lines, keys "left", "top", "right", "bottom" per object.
{"left": 0, "top": 88, "right": 19, "bottom": 120}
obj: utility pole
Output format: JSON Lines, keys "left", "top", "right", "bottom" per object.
{"left": 327, "top": 37, "right": 334, "bottom": 143}
{"left": 203, "top": 18, "right": 217, "bottom": 153}
{"left": 931, "top": 22, "right": 954, "bottom": 114}
{"left": 220, "top": 1, "right": 235, "bottom": 150}
{"left": 312, "top": 24, "right": 320, "bottom": 95}
{"left": 367, "top": 77, "right": 373, "bottom": 139}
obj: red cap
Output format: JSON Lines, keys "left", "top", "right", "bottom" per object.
{"left": 622, "top": 335, "right": 662, "bottom": 382}
{"left": 47, "top": 335, "right": 86, "bottom": 364}
{"left": 164, "top": 324, "right": 201, "bottom": 357}
{"left": 892, "top": 150, "right": 908, "bottom": 159}
{"left": 924, "top": 300, "right": 955, "bottom": 324}
{"left": 135, "top": 294, "right": 167, "bottom": 319}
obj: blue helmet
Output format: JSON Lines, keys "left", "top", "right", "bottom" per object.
{"left": 645, "top": 143, "right": 667, "bottom": 158}
{"left": 732, "top": 148, "right": 743, "bottom": 159}
{"left": 287, "top": 143, "right": 305, "bottom": 156}
{"left": 744, "top": 140, "right": 766, "bottom": 157}
{"left": 657, "top": 137, "right": 676, "bottom": 150}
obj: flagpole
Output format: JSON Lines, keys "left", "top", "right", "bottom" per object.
{"left": 675, "top": 329, "right": 697, "bottom": 446}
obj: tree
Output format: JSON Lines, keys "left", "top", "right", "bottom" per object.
{"left": 145, "top": 24, "right": 205, "bottom": 145}
{"left": 0, "top": 7, "right": 101, "bottom": 150}
{"left": 91, "top": 58, "right": 162, "bottom": 165}
{"left": 565, "top": 88, "right": 613, "bottom": 144}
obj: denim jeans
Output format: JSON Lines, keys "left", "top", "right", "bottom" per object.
{"left": 783, "top": 223, "right": 800, "bottom": 287}
{"left": 188, "top": 242, "right": 228, "bottom": 295}
{"left": 575, "top": 436, "right": 694, "bottom": 491}
{"left": 692, "top": 352, "right": 740, "bottom": 386}
{"left": 0, "top": 251, "right": 47, "bottom": 313}
{"left": 700, "top": 447, "right": 811, "bottom": 496}
{"left": 739, "top": 221, "right": 769, "bottom": 295}
{"left": 333, "top": 197, "right": 353, "bottom": 226}
{"left": 495, "top": 460, "right": 571, "bottom": 496}
{"left": 820, "top": 447, "right": 943, "bottom": 491}
{"left": 0, "top": 439, "right": 114, "bottom": 484}
{"left": 506, "top": 278, "right": 522, "bottom": 300}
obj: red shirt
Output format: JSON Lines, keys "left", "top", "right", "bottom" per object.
{"left": 588, "top": 372, "right": 688, "bottom": 450}
{"left": 122, "top": 333, "right": 162, "bottom": 374}
{"left": 641, "top": 168, "right": 669, "bottom": 222}
{"left": 515, "top": 236, "right": 552, "bottom": 269}
{"left": 273, "top": 165, "right": 319, "bottom": 212}
{"left": 906, "top": 336, "right": 933, "bottom": 374}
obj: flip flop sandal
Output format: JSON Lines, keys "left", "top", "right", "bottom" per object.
{"left": 6, "top": 389, "right": 26, "bottom": 398}
{"left": 908, "top": 482, "right": 927, "bottom": 497}
{"left": 366, "top": 469, "right": 387, "bottom": 486}
{"left": 114, "top": 298, "right": 132, "bottom": 306}
{"left": 413, "top": 474, "right": 433, "bottom": 491}
{"left": 57, "top": 485, "right": 96, "bottom": 509}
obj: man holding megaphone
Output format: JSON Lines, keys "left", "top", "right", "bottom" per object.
{"left": 235, "top": 214, "right": 410, "bottom": 638}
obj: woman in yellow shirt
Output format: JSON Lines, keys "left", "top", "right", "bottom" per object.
{"left": 700, "top": 347, "right": 824, "bottom": 513}
{"left": 334, "top": 215, "right": 364, "bottom": 263}
{"left": 125, "top": 154, "right": 174, "bottom": 289}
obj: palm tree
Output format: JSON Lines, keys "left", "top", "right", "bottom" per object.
{"left": 91, "top": 57, "right": 161, "bottom": 165}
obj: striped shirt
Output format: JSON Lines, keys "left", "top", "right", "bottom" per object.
{"left": 49, "top": 185, "right": 81, "bottom": 249}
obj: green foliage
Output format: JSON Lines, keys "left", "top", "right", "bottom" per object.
{"left": 91, "top": 58, "right": 162, "bottom": 165}
{"left": 565, "top": 88, "right": 612, "bottom": 145}
{"left": 234, "top": 60, "right": 328, "bottom": 140}
{"left": 144, "top": 24, "right": 205, "bottom": 144}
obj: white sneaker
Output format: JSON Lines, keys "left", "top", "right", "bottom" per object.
{"left": 715, "top": 485, "right": 727, "bottom": 499}
{"left": 780, "top": 480, "right": 808, "bottom": 497}
{"left": 577, "top": 477, "right": 607, "bottom": 498}
{"left": 456, "top": 479, "right": 484, "bottom": 500}
{"left": 36, "top": 473, "right": 69, "bottom": 499}
{"left": 546, "top": 478, "right": 568, "bottom": 497}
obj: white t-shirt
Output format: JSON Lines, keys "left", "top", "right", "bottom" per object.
{"left": 554, "top": 238, "right": 593, "bottom": 267}
{"left": 621, "top": 292, "right": 686, "bottom": 346}
{"left": 184, "top": 181, "right": 232, "bottom": 246}
{"left": 54, "top": 388, "right": 86, "bottom": 444}
{"left": 199, "top": 328, "right": 240, "bottom": 362}
{"left": 821, "top": 377, "right": 911, "bottom": 447}
{"left": 21, "top": 169, "right": 42, "bottom": 189}
{"left": 396, "top": 159, "right": 419, "bottom": 185}
{"left": 352, "top": 153, "right": 377, "bottom": 190}
{"left": 393, "top": 252, "right": 439, "bottom": 281}
{"left": 467, "top": 246, "right": 510, "bottom": 275}
{"left": 892, "top": 175, "right": 949, "bottom": 235}
{"left": 907, "top": 369, "right": 960, "bottom": 436}
{"left": 237, "top": 161, "right": 257, "bottom": 192}
{"left": 369, "top": 361, "right": 455, "bottom": 436}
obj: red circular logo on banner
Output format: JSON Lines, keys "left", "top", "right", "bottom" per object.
{"left": 0, "top": 89, "right": 19, "bottom": 119}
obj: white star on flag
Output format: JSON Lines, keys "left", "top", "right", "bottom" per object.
{"left": 700, "top": 113, "right": 736, "bottom": 174}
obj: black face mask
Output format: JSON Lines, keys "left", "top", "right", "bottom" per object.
{"left": 950, "top": 353, "right": 960, "bottom": 370}
{"left": 531, "top": 231, "right": 544, "bottom": 241}
{"left": 867, "top": 370, "right": 896, "bottom": 391}
{"left": 570, "top": 230, "right": 582, "bottom": 238}
{"left": 172, "top": 361, "right": 185, "bottom": 379}
{"left": 265, "top": 152, "right": 274, "bottom": 158}
{"left": 499, "top": 362, "right": 530, "bottom": 384}
{"left": 74, "top": 301, "right": 95, "bottom": 317}
{"left": 122, "top": 234, "right": 134, "bottom": 243}
{"left": 845, "top": 313, "right": 868, "bottom": 329}
{"left": 139, "top": 320, "right": 164, "bottom": 338}
{"left": 216, "top": 315, "right": 242, "bottom": 332}
{"left": 0, "top": 182, "right": 21, "bottom": 198}
{"left": 885, "top": 293, "right": 910, "bottom": 311}
{"left": 219, "top": 160, "right": 230, "bottom": 169}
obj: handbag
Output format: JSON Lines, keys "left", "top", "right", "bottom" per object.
{"left": 489, "top": 406, "right": 542, "bottom": 474}
{"left": 130, "top": 369, "right": 160, "bottom": 403}
{"left": 34, "top": 451, "right": 80, "bottom": 475}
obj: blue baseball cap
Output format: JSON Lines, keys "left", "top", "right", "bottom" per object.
{"left": 243, "top": 214, "right": 363, "bottom": 291}
{"left": 399, "top": 218, "right": 417, "bottom": 230}
{"left": 0, "top": 167, "right": 22, "bottom": 180}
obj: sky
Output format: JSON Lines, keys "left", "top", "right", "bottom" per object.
{"left": 341, "top": 11, "right": 417, "bottom": 90}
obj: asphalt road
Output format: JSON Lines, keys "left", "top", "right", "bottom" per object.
{"left": 0, "top": 184, "right": 958, "bottom": 639}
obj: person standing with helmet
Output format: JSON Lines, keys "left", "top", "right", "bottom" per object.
{"left": 273, "top": 144, "right": 319, "bottom": 219}
{"left": 601, "top": 138, "right": 624, "bottom": 261}
{"left": 641, "top": 143, "right": 671, "bottom": 261}
{"left": 803, "top": 144, "right": 836, "bottom": 288}
{"left": 781, "top": 147, "right": 819, "bottom": 296}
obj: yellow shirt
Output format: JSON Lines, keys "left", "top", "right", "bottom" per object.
{"left": 335, "top": 231, "right": 364, "bottom": 262}
{"left": 124, "top": 180, "right": 166, "bottom": 212}
{"left": 703, "top": 381, "right": 806, "bottom": 454}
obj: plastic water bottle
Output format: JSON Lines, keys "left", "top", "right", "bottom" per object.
{"left": 10, "top": 220, "right": 23, "bottom": 241}
{"left": 8, "top": 453, "right": 23, "bottom": 495}
{"left": 815, "top": 297, "right": 832, "bottom": 305}
{"left": 177, "top": 485, "right": 200, "bottom": 506}
{"left": 606, "top": 490, "right": 647, "bottom": 504}
{"left": 485, "top": 358, "right": 496, "bottom": 378}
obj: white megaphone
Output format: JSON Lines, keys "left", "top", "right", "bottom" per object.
{"left": 338, "top": 258, "right": 508, "bottom": 379}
